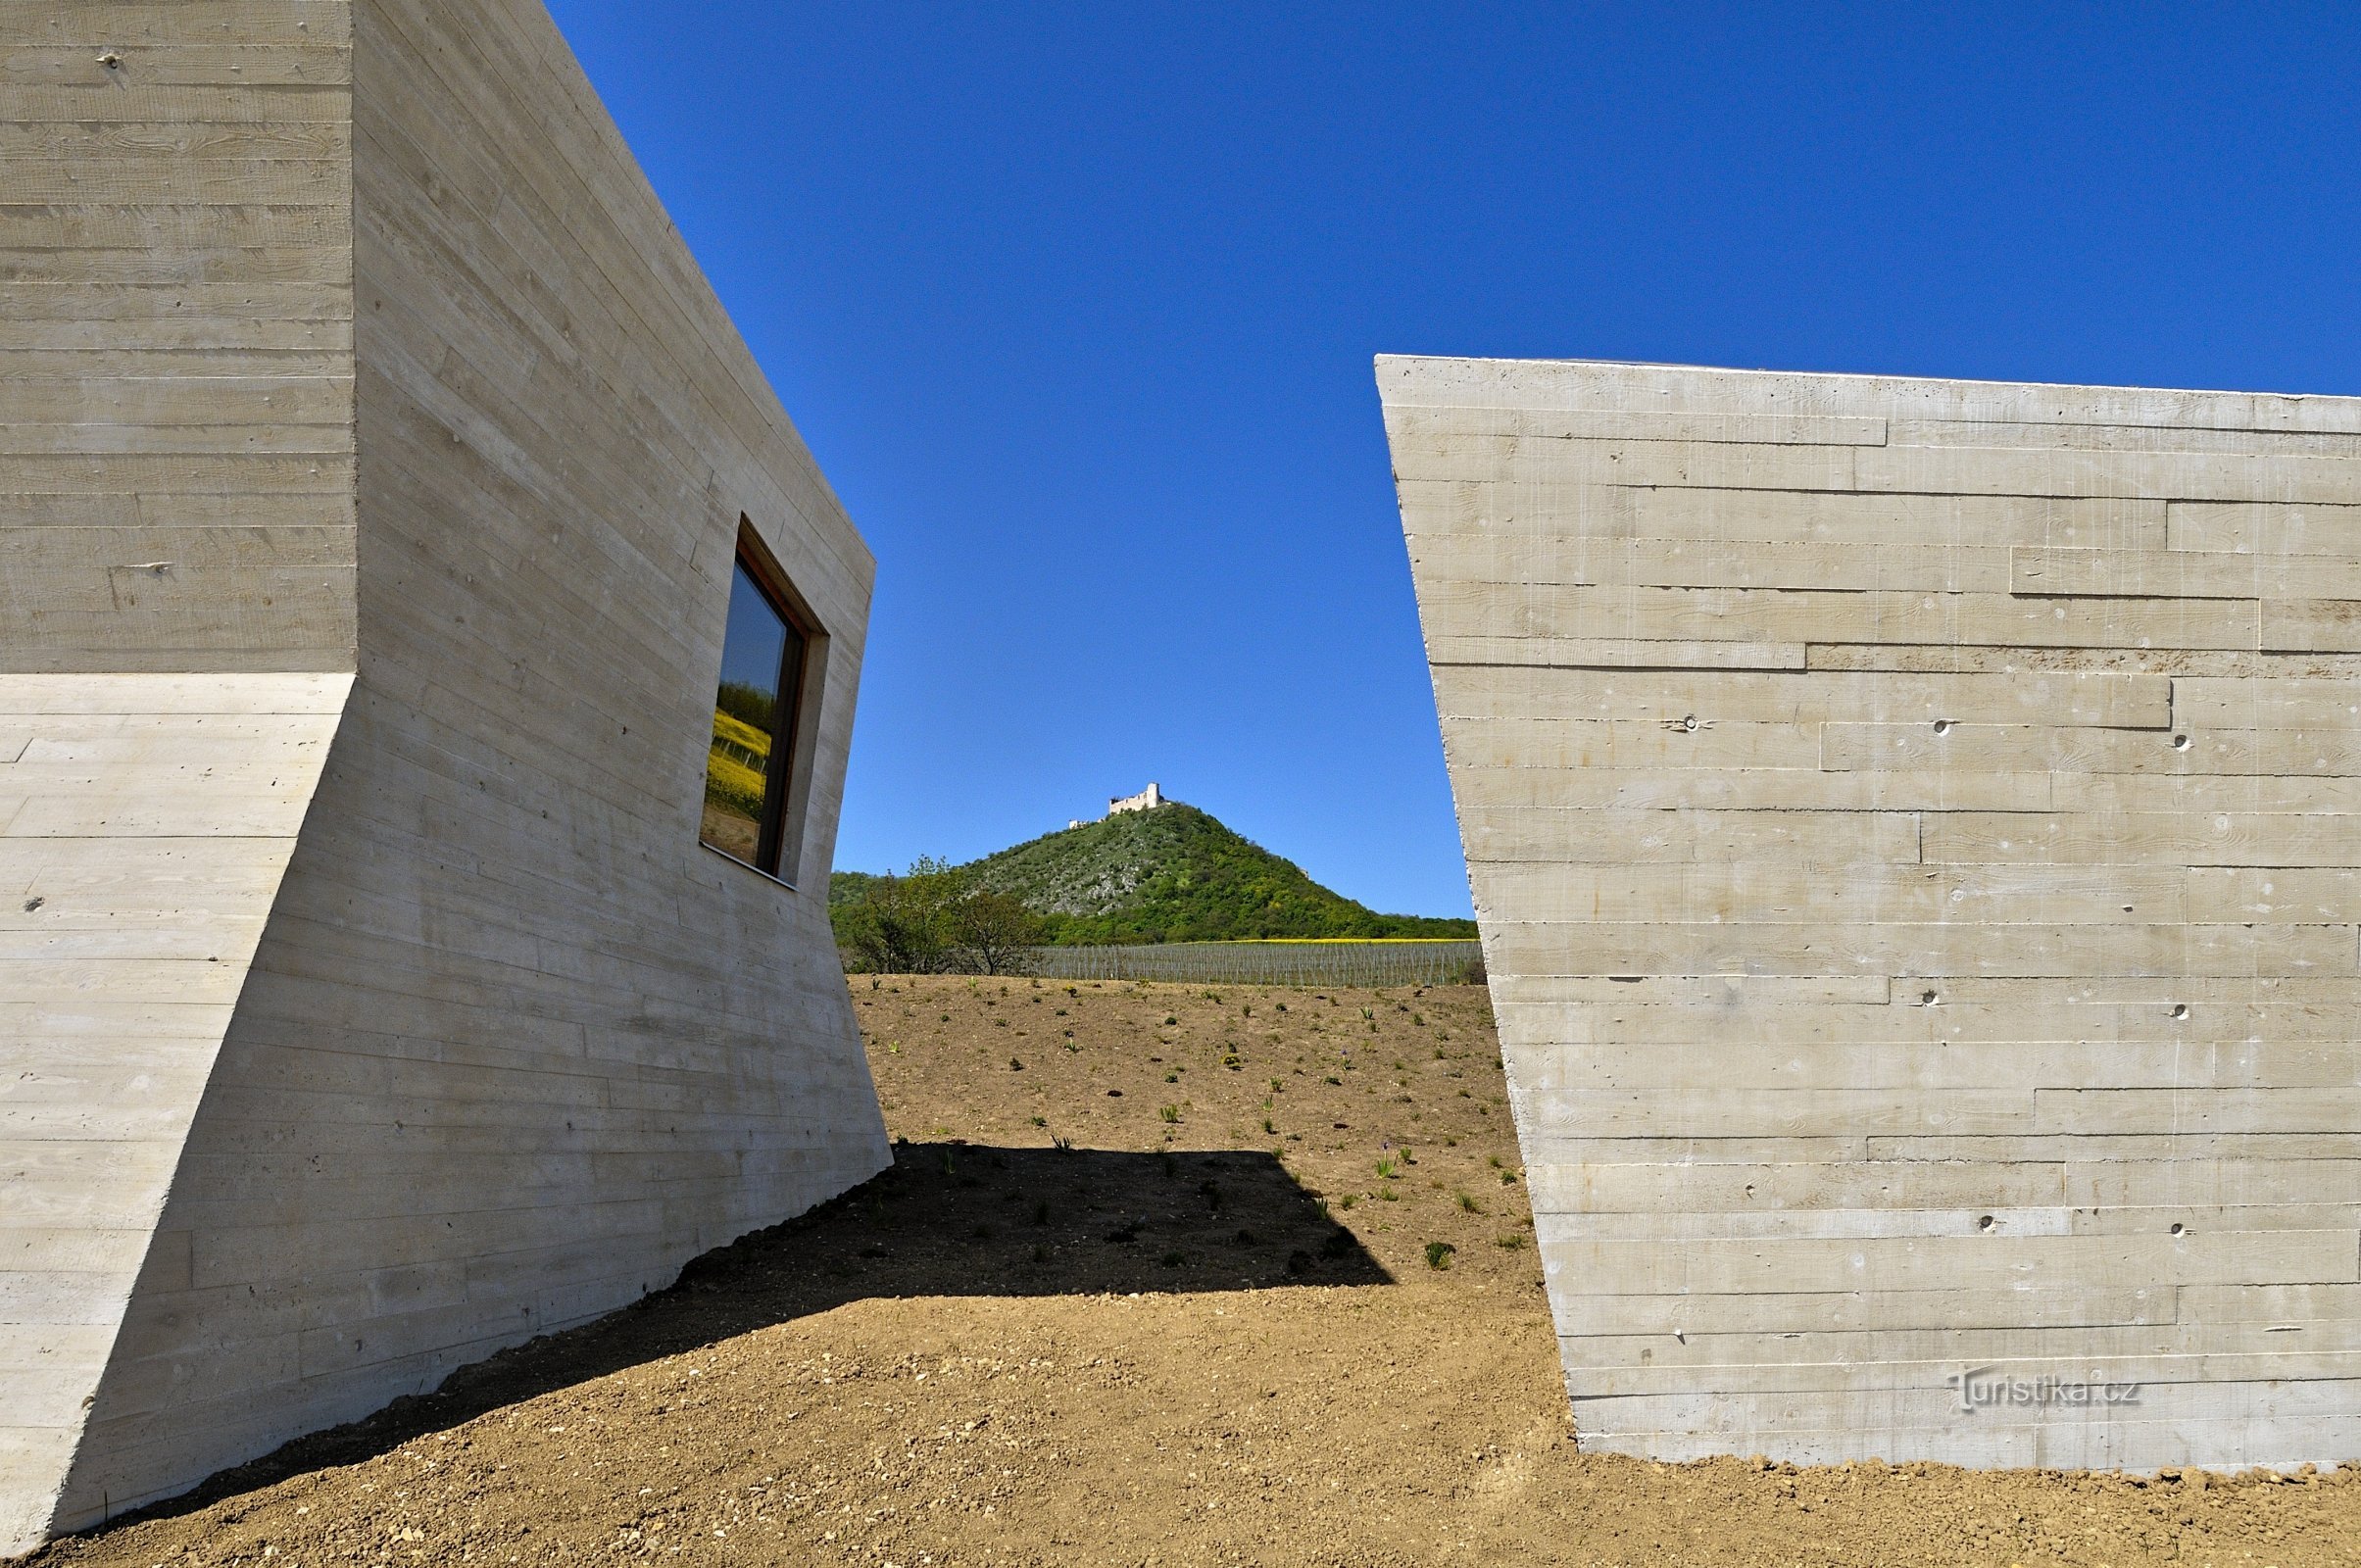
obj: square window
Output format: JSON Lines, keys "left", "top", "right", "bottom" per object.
{"left": 701, "top": 542, "right": 812, "bottom": 880}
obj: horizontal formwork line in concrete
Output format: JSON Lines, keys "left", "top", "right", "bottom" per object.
{"left": 0, "top": 5, "right": 352, "bottom": 46}
{"left": 1518, "top": 1086, "right": 2361, "bottom": 1140}
{"left": 2017, "top": 547, "right": 2361, "bottom": 601}
{"left": 0, "top": 453, "right": 353, "bottom": 495}
{"left": 1528, "top": 1159, "right": 2359, "bottom": 1213}
{"left": 1384, "top": 404, "right": 1891, "bottom": 446}
{"left": 1, "top": 85, "right": 349, "bottom": 123}
{"left": 1473, "top": 811, "right": 2361, "bottom": 861}
{"left": 1409, "top": 534, "right": 2026, "bottom": 593}
{"left": 1818, "top": 721, "right": 2361, "bottom": 776}
{"left": 4, "top": 47, "right": 349, "bottom": 89}
{"left": 1435, "top": 633, "right": 2361, "bottom": 674}
{"left": 1567, "top": 1420, "right": 2361, "bottom": 1470}
{"left": 200, "top": 1031, "right": 850, "bottom": 1118}
{"left": 1484, "top": 918, "right": 2360, "bottom": 974}
{"left": 1527, "top": 1201, "right": 2359, "bottom": 1242}
{"left": 1482, "top": 911, "right": 2351, "bottom": 949}
{"left": 1473, "top": 861, "right": 2361, "bottom": 923}
{"left": 1374, "top": 360, "right": 2361, "bottom": 435}
{"left": 0, "top": 160, "right": 347, "bottom": 206}
{"left": 0, "top": 316, "right": 351, "bottom": 356}
{"left": 1442, "top": 716, "right": 2361, "bottom": 774}
{"left": 1501, "top": 1041, "right": 2357, "bottom": 1095}
{"left": 1488, "top": 972, "right": 2361, "bottom": 1005}
{"left": 1536, "top": 1229, "right": 2358, "bottom": 1294}
{"left": 1388, "top": 431, "right": 2361, "bottom": 505}
{"left": 0, "top": 210, "right": 348, "bottom": 259}
{"left": 1455, "top": 763, "right": 2057, "bottom": 809}
{"left": 1460, "top": 807, "right": 1927, "bottom": 863}
{"left": 1411, "top": 533, "right": 2361, "bottom": 601}
{"left": 1864, "top": 1132, "right": 2361, "bottom": 1161}
{"left": 1431, "top": 665, "right": 2171, "bottom": 726}
{"left": 0, "top": 122, "right": 349, "bottom": 159}
{"left": 1922, "top": 810, "right": 2361, "bottom": 865}
{"left": 0, "top": 280, "right": 352, "bottom": 321}
{"left": 0, "top": 246, "right": 346, "bottom": 289}
{"left": 152, "top": 1164, "right": 809, "bottom": 1239}
{"left": 9, "top": 730, "right": 341, "bottom": 767}
{"left": 1511, "top": 1135, "right": 2361, "bottom": 1169}
{"left": 154, "top": 1162, "right": 816, "bottom": 1236}
{"left": 0, "top": 957, "right": 250, "bottom": 1005}
{"left": 1, "top": 564, "right": 351, "bottom": 621}
{"left": 1398, "top": 480, "right": 2168, "bottom": 549}
{"left": 1563, "top": 1385, "right": 2361, "bottom": 1431}
{"left": 1416, "top": 583, "right": 2269, "bottom": 652}
{"left": 1539, "top": 1284, "right": 2178, "bottom": 1338}
{"left": 0, "top": 374, "right": 351, "bottom": 421}
{"left": 0, "top": 788, "right": 330, "bottom": 838}
{"left": 2173, "top": 500, "right": 2361, "bottom": 554}
{"left": 1493, "top": 996, "right": 2361, "bottom": 1043}
{"left": 2174, "top": 677, "right": 2361, "bottom": 726}
{"left": 1401, "top": 407, "right": 2361, "bottom": 460}
{"left": 1802, "top": 645, "right": 2361, "bottom": 676}
{"left": 1430, "top": 639, "right": 1811, "bottom": 671}
{"left": 1557, "top": 1323, "right": 2361, "bottom": 1368}
{"left": 0, "top": 424, "right": 353, "bottom": 456}
{"left": 1429, "top": 631, "right": 2361, "bottom": 669}
{"left": 178, "top": 1074, "right": 817, "bottom": 1139}
{"left": 180, "top": 1202, "right": 691, "bottom": 1292}
{"left": 1555, "top": 1354, "right": 2361, "bottom": 1403}
{"left": 1892, "top": 419, "right": 2361, "bottom": 459}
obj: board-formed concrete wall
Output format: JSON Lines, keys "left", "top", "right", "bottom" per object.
{"left": 1382, "top": 355, "right": 2361, "bottom": 1470}
{"left": 2, "top": 3, "right": 886, "bottom": 1552}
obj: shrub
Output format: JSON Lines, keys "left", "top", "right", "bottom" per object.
{"left": 832, "top": 858, "right": 1048, "bottom": 975}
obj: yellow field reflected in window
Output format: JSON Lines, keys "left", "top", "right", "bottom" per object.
{"left": 700, "top": 558, "right": 806, "bottom": 875}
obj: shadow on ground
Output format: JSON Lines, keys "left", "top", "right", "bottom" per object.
{"left": 103, "top": 1142, "right": 1385, "bottom": 1529}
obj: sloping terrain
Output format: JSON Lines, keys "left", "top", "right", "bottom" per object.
{"left": 24, "top": 980, "right": 2359, "bottom": 1568}
{"left": 835, "top": 803, "right": 1478, "bottom": 943}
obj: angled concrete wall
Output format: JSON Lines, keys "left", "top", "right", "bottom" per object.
{"left": 1383, "top": 355, "right": 2361, "bottom": 1470}
{"left": 2, "top": 2, "right": 885, "bottom": 1551}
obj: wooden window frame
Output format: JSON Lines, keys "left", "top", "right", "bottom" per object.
{"left": 710, "top": 518, "right": 826, "bottom": 886}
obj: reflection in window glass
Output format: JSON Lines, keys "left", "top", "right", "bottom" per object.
{"left": 701, "top": 560, "right": 806, "bottom": 875}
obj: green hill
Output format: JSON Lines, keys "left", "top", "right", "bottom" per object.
{"left": 830, "top": 803, "right": 1475, "bottom": 945}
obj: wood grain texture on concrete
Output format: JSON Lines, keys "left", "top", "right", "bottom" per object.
{"left": 1381, "top": 356, "right": 2361, "bottom": 1471}
{"left": 0, "top": 674, "right": 349, "bottom": 1556}
{"left": 2, "top": 2, "right": 884, "bottom": 1551}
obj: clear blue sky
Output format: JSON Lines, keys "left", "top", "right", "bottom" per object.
{"left": 545, "top": 3, "right": 2360, "bottom": 919}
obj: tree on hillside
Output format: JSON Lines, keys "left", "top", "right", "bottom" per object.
{"left": 947, "top": 889, "right": 1048, "bottom": 975}
{"left": 832, "top": 859, "right": 1047, "bottom": 975}
{"left": 832, "top": 857, "right": 962, "bottom": 973}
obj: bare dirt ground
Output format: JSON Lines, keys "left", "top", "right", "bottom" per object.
{"left": 28, "top": 978, "right": 2361, "bottom": 1567}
